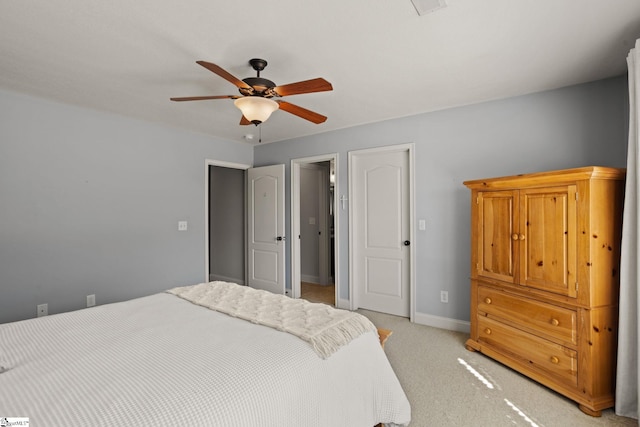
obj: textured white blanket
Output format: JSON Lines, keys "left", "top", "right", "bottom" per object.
{"left": 167, "top": 281, "right": 377, "bottom": 359}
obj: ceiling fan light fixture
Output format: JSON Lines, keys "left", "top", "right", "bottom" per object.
{"left": 234, "top": 96, "right": 279, "bottom": 125}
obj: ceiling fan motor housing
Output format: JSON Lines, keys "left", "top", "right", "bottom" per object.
{"left": 240, "top": 77, "right": 277, "bottom": 97}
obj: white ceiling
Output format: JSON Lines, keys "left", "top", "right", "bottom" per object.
{"left": 1, "top": 1, "right": 639, "bottom": 144}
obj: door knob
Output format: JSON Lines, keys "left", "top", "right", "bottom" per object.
{"left": 404, "top": 240, "right": 410, "bottom": 246}
{"left": 276, "top": 236, "right": 286, "bottom": 241}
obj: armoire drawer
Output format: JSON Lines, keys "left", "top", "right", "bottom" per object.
{"left": 478, "top": 316, "right": 577, "bottom": 386}
{"left": 478, "top": 285, "right": 576, "bottom": 345}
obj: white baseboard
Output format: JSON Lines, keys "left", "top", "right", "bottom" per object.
{"left": 413, "top": 312, "right": 470, "bottom": 334}
{"left": 337, "top": 298, "right": 350, "bottom": 310}
{"left": 209, "top": 274, "right": 245, "bottom": 285}
{"left": 333, "top": 299, "right": 470, "bottom": 333}
{"left": 300, "top": 275, "right": 321, "bottom": 284}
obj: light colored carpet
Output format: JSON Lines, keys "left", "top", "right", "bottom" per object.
{"left": 358, "top": 309, "right": 637, "bottom": 427}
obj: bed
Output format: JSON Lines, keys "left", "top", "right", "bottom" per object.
{"left": 0, "top": 281, "right": 411, "bottom": 426}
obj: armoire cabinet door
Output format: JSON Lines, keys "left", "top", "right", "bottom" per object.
{"left": 476, "top": 190, "right": 519, "bottom": 284}
{"left": 519, "top": 185, "right": 577, "bottom": 298}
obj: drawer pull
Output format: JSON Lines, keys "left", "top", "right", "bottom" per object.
{"left": 550, "top": 356, "right": 560, "bottom": 364}
{"left": 512, "top": 233, "right": 519, "bottom": 241}
{"left": 519, "top": 234, "right": 526, "bottom": 240}
{"left": 484, "top": 328, "right": 492, "bottom": 335}
{"left": 550, "top": 318, "right": 560, "bottom": 326}
{"left": 484, "top": 297, "right": 492, "bottom": 304}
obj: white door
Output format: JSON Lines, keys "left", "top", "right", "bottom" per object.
{"left": 350, "top": 147, "right": 412, "bottom": 317}
{"left": 247, "top": 164, "right": 286, "bottom": 294}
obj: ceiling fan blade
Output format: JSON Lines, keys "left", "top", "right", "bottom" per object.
{"left": 196, "top": 61, "right": 253, "bottom": 90}
{"left": 239, "top": 115, "right": 251, "bottom": 126}
{"left": 170, "top": 95, "right": 237, "bottom": 101}
{"left": 277, "top": 100, "right": 327, "bottom": 124}
{"left": 273, "top": 78, "right": 333, "bottom": 97}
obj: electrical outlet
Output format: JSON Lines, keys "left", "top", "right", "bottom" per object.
{"left": 440, "top": 291, "right": 449, "bottom": 303}
{"left": 178, "top": 221, "right": 188, "bottom": 231}
{"left": 87, "top": 294, "right": 96, "bottom": 307}
{"left": 37, "top": 303, "right": 48, "bottom": 317}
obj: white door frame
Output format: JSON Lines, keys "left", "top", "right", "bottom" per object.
{"left": 204, "top": 159, "right": 251, "bottom": 283}
{"left": 291, "top": 153, "right": 339, "bottom": 304}
{"left": 348, "top": 144, "right": 415, "bottom": 321}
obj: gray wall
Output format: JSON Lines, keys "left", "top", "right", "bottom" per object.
{"left": 1, "top": 76, "right": 628, "bottom": 325}
{"left": 0, "top": 89, "right": 253, "bottom": 323}
{"left": 254, "top": 76, "right": 629, "bottom": 323}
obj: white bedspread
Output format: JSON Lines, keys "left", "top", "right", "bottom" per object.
{"left": 0, "top": 291, "right": 411, "bottom": 426}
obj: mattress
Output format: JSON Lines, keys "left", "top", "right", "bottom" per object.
{"left": 0, "top": 289, "right": 411, "bottom": 426}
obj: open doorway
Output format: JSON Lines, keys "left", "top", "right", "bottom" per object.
{"left": 291, "top": 155, "right": 338, "bottom": 306}
{"left": 205, "top": 160, "right": 250, "bottom": 284}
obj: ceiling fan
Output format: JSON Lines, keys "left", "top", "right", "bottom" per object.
{"left": 171, "top": 58, "right": 333, "bottom": 126}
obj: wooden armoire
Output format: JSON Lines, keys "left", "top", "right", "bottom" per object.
{"left": 463, "top": 167, "right": 625, "bottom": 416}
